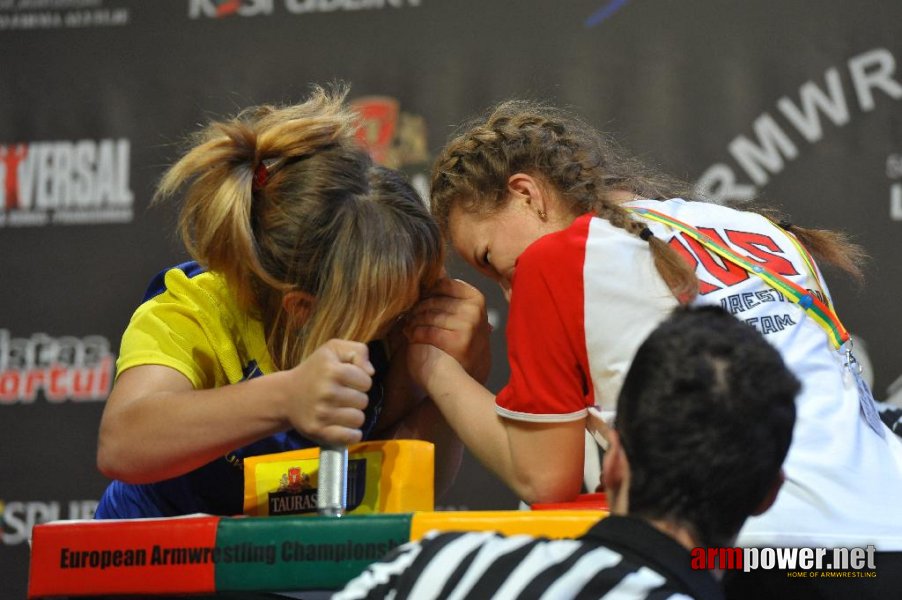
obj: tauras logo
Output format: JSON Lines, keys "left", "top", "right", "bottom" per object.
{"left": 269, "top": 489, "right": 319, "bottom": 515}
{"left": 188, "top": 0, "right": 421, "bottom": 19}
{"left": 267, "top": 459, "right": 368, "bottom": 515}
{"left": 0, "top": 138, "right": 133, "bottom": 227}
{"left": 0, "top": 330, "right": 115, "bottom": 404}
{"left": 1, "top": 499, "right": 98, "bottom": 546}
{"left": 695, "top": 47, "right": 902, "bottom": 216}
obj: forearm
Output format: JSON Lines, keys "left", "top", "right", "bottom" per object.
{"left": 97, "top": 371, "right": 290, "bottom": 484}
{"left": 389, "top": 398, "right": 463, "bottom": 499}
{"left": 375, "top": 342, "right": 464, "bottom": 497}
{"left": 100, "top": 340, "right": 376, "bottom": 484}
{"left": 421, "top": 355, "right": 584, "bottom": 504}
{"left": 372, "top": 342, "right": 426, "bottom": 437}
{"left": 424, "top": 363, "right": 515, "bottom": 489}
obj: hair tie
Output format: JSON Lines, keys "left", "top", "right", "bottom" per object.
{"left": 778, "top": 219, "right": 793, "bottom": 230}
{"left": 253, "top": 162, "right": 269, "bottom": 191}
{"left": 639, "top": 227, "right": 655, "bottom": 242}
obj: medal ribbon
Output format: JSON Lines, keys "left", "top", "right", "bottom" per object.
{"left": 626, "top": 206, "right": 850, "bottom": 350}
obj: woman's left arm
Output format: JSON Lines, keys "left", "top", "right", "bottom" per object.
{"left": 373, "top": 278, "right": 492, "bottom": 495}
{"left": 367, "top": 334, "right": 461, "bottom": 497}
{"left": 404, "top": 278, "right": 585, "bottom": 504}
{"left": 406, "top": 343, "right": 585, "bottom": 504}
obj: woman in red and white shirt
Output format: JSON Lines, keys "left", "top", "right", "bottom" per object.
{"left": 407, "top": 98, "right": 902, "bottom": 557}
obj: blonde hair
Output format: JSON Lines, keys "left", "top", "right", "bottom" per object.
{"left": 431, "top": 99, "right": 865, "bottom": 302}
{"left": 155, "top": 85, "right": 443, "bottom": 369}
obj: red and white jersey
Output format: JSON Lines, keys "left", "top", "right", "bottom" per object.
{"left": 496, "top": 198, "right": 902, "bottom": 549}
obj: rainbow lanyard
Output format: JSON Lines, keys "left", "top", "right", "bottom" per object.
{"left": 626, "top": 206, "right": 851, "bottom": 351}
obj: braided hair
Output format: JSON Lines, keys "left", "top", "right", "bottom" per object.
{"left": 431, "top": 99, "right": 698, "bottom": 301}
{"left": 431, "top": 99, "right": 867, "bottom": 300}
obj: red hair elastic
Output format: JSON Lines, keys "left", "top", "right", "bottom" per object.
{"left": 253, "top": 162, "right": 269, "bottom": 190}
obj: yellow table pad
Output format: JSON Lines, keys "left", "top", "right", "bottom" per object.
{"left": 410, "top": 509, "right": 606, "bottom": 540}
{"left": 243, "top": 440, "right": 434, "bottom": 516}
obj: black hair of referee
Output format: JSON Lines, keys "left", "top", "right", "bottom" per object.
{"left": 608, "top": 304, "right": 798, "bottom": 548}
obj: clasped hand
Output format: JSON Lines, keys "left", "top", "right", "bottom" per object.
{"left": 282, "top": 339, "right": 375, "bottom": 446}
{"left": 404, "top": 277, "right": 492, "bottom": 390}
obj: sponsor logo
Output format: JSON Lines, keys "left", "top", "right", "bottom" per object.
{"left": 0, "top": 0, "right": 130, "bottom": 31}
{"left": 267, "top": 459, "right": 367, "bottom": 515}
{"left": 695, "top": 47, "right": 902, "bottom": 220}
{"left": 188, "top": 0, "right": 422, "bottom": 20}
{"left": 0, "top": 330, "right": 115, "bottom": 404}
{"left": 1, "top": 499, "right": 98, "bottom": 546}
{"left": 0, "top": 138, "right": 134, "bottom": 227}
{"left": 351, "top": 95, "right": 431, "bottom": 201}
{"left": 691, "top": 545, "right": 878, "bottom": 578}
{"left": 268, "top": 465, "right": 318, "bottom": 514}
{"left": 280, "top": 465, "right": 313, "bottom": 493}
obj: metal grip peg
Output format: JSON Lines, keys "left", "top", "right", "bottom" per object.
{"left": 317, "top": 445, "right": 348, "bottom": 517}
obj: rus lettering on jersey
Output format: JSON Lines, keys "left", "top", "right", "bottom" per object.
{"left": 0, "top": 330, "right": 115, "bottom": 404}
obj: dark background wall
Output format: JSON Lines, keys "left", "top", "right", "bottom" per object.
{"left": 2, "top": 1, "right": 900, "bottom": 596}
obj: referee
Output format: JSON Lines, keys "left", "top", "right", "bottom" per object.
{"left": 335, "top": 306, "right": 798, "bottom": 599}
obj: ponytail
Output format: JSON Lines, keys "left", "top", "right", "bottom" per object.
{"left": 155, "top": 85, "right": 359, "bottom": 314}
{"left": 745, "top": 206, "right": 867, "bottom": 284}
{"left": 154, "top": 85, "right": 443, "bottom": 369}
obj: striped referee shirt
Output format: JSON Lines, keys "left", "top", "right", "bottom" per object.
{"left": 335, "top": 516, "right": 723, "bottom": 599}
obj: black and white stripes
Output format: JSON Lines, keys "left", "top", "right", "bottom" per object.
{"left": 335, "top": 529, "right": 696, "bottom": 600}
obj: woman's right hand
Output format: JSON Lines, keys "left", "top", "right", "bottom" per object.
{"left": 98, "top": 339, "right": 374, "bottom": 484}
{"left": 280, "top": 339, "right": 375, "bottom": 446}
